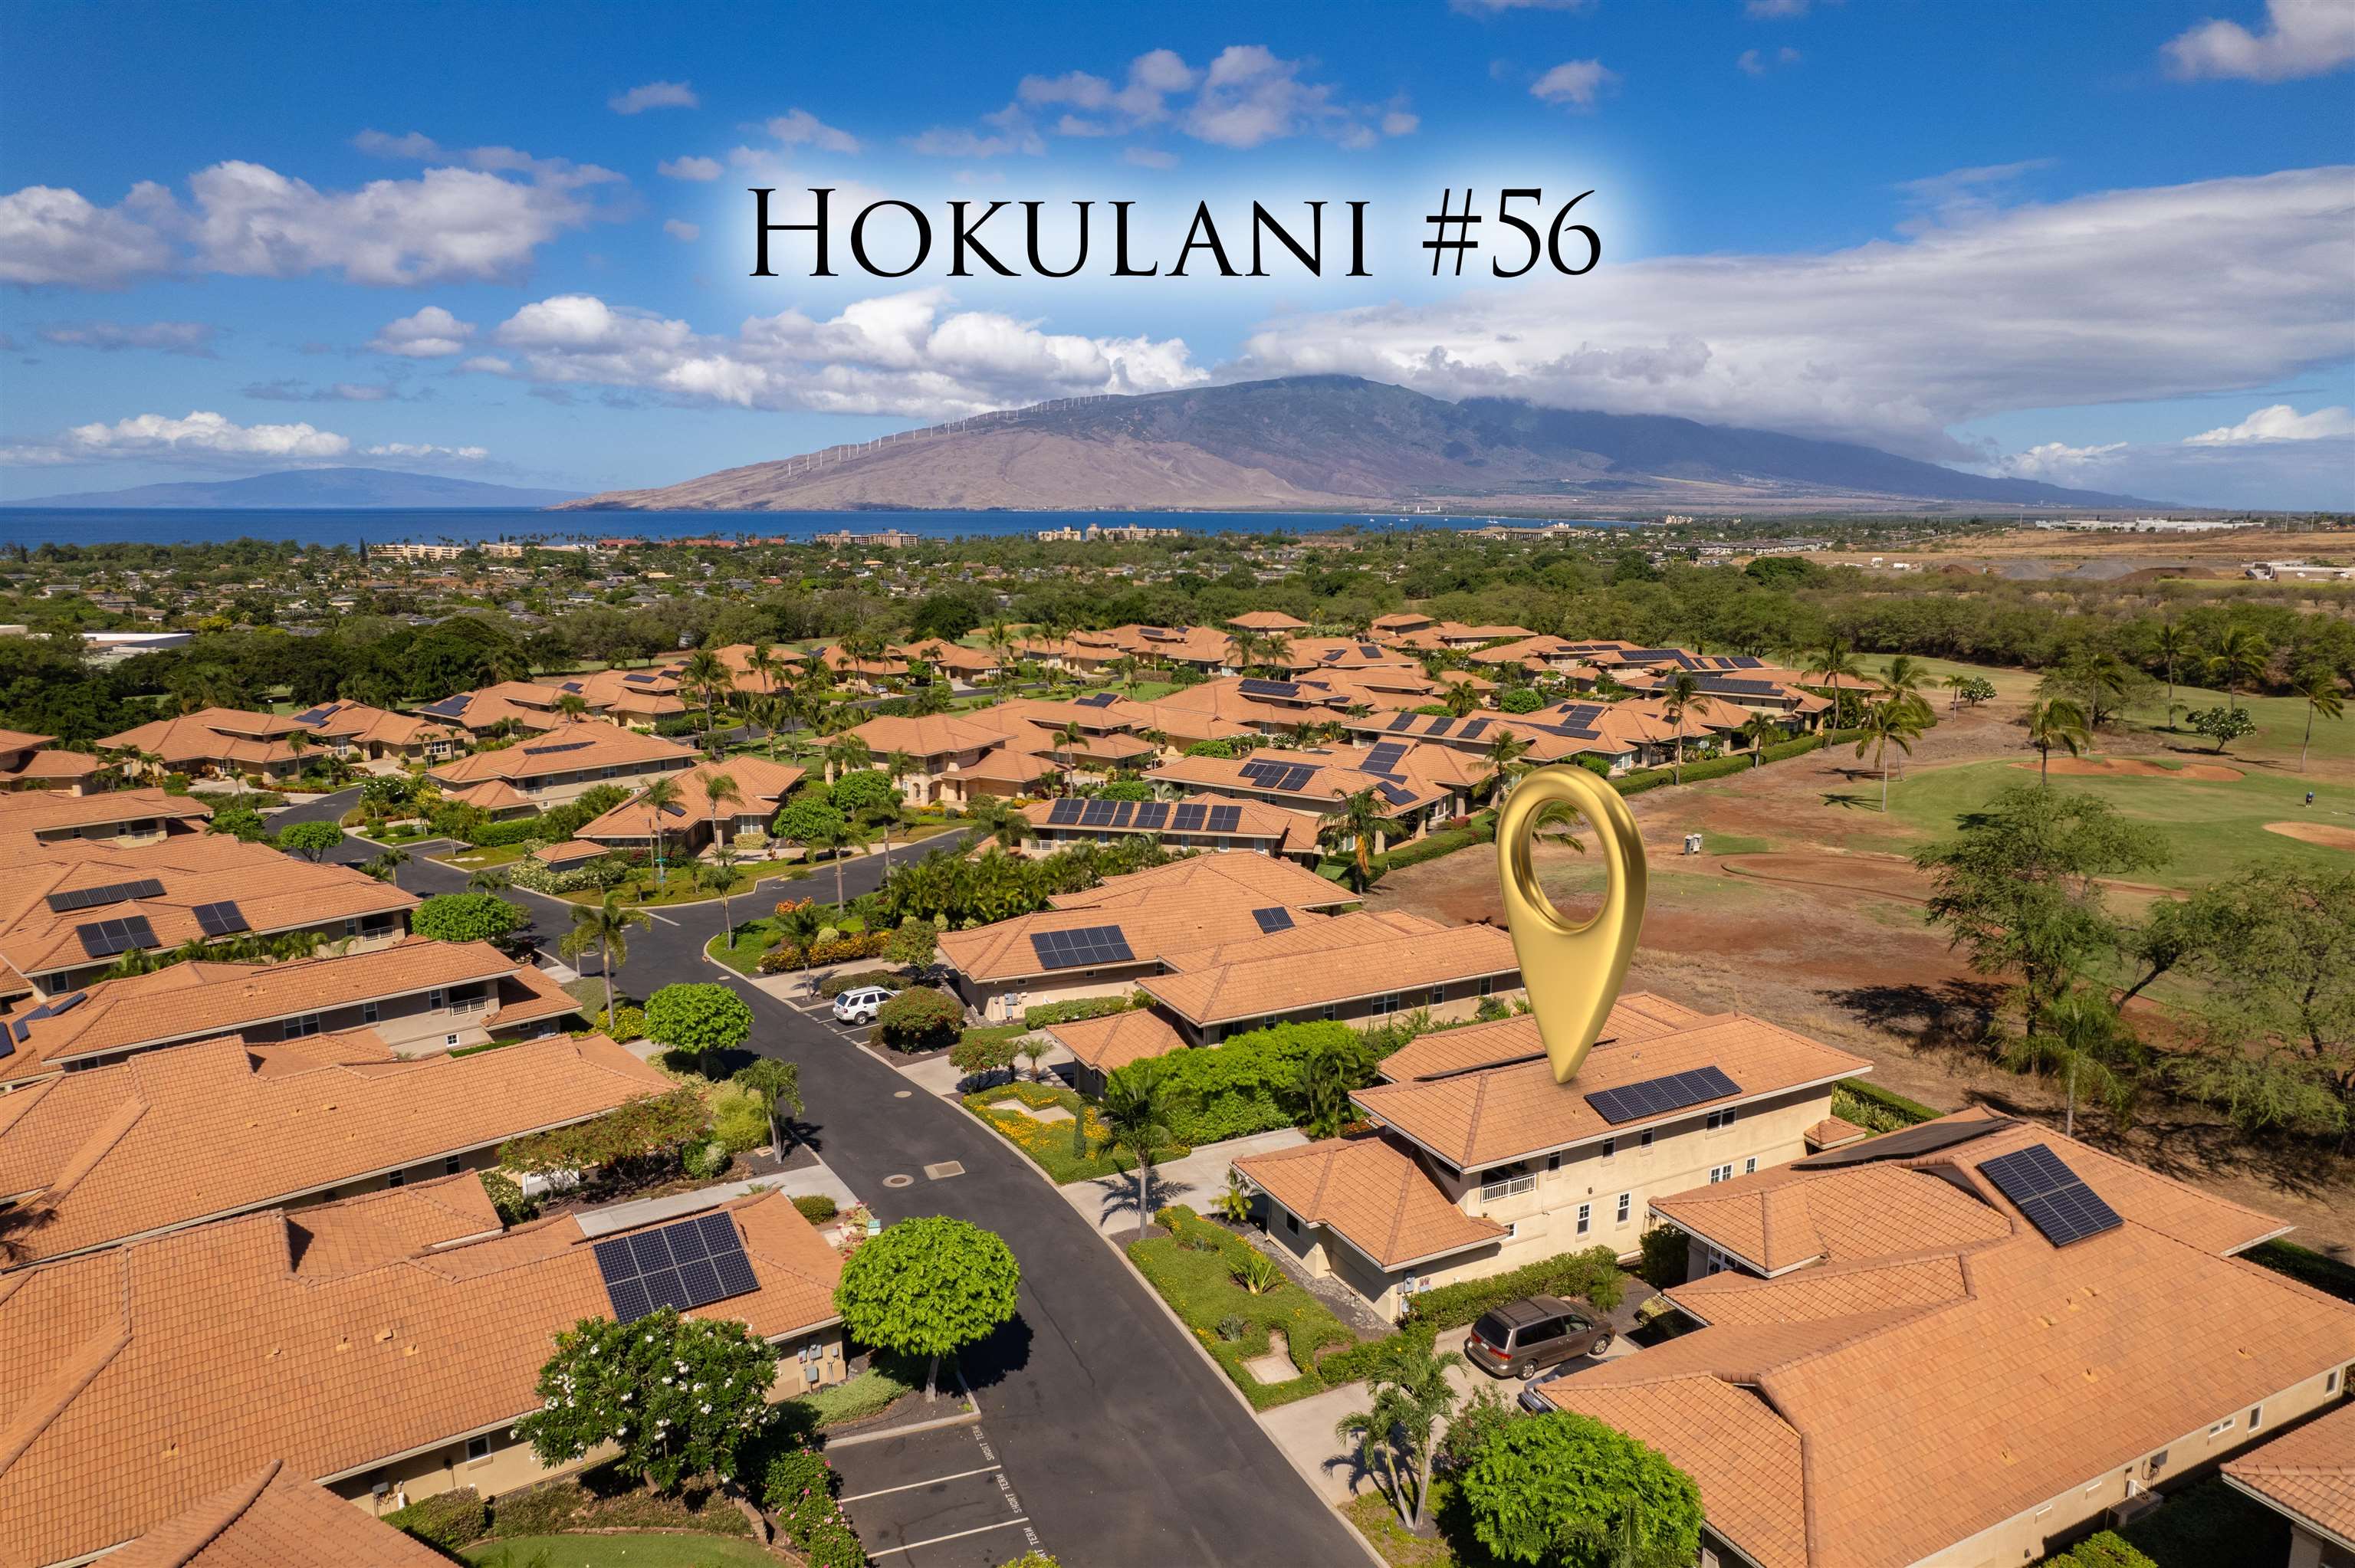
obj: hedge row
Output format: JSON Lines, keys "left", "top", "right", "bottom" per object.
{"left": 1023, "top": 992, "right": 1141, "bottom": 1029}
{"left": 2245, "top": 1238, "right": 2355, "bottom": 1304}
{"left": 1832, "top": 1078, "right": 1943, "bottom": 1130}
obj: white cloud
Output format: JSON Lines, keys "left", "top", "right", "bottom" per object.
{"left": 907, "top": 105, "right": 1046, "bottom": 160}
{"left": 1985, "top": 421, "right": 2355, "bottom": 510}
{"left": 1226, "top": 167, "right": 2355, "bottom": 464}
{"left": 352, "top": 131, "right": 622, "bottom": 190}
{"left": 353, "top": 130, "right": 443, "bottom": 159}
{"left": 2163, "top": 0, "right": 2355, "bottom": 81}
{"left": 460, "top": 355, "right": 513, "bottom": 375}
{"left": 3, "top": 409, "right": 350, "bottom": 466}
{"left": 765, "top": 109, "right": 861, "bottom": 154}
{"left": 664, "top": 218, "right": 701, "bottom": 242}
{"left": 470, "top": 287, "right": 1206, "bottom": 417}
{"left": 1531, "top": 59, "right": 1618, "bottom": 109}
{"left": 366, "top": 441, "right": 487, "bottom": 461}
{"left": 609, "top": 80, "right": 698, "bottom": 114}
{"left": 1994, "top": 441, "right": 2129, "bottom": 481}
{"left": 0, "top": 183, "right": 178, "bottom": 286}
{"left": 2185, "top": 402, "right": 2355, "bottom": 444}
{"left": 244, "top": 379, "right": 412, "bottom": 402}
{"left": 659, "top": 156, "right": 722, "bottom": 182}
{"left": 37, "top": 320, "right": 217, "bottom": 355}
{"left": 370, "top": 305, "right": 475, "bottom": 358}
{"left": 1124, "top": 146, "right": 1179, "bottom": 169}
{"left": 1738, "top": 47, "right": 1802, "bottom": 75}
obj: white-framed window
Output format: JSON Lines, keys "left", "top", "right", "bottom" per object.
{"left": 1616, "top": 1192, "right": 1631, "bottom": 1225}
{"left": 465, "top": 1435, "right": 491, "bottom": 1462}
{"left": 1708, "top": 1163, "right": 1734, "bottom": 1184}
{"left": 2331, "top": 1369, "right": 2344, "bottom": 1395}
{"left": 1745, "top": 1157, "right": 1758, "bottom": 1175}
{"left": 1480, "top": 1164, "right": 1538, "bottom": 1202}
{"left": 1478, "top": 975, "right": 1495, "bottom": 996}
{"left": 1638, "top": 1130, "right": 1654, "bottom": 1150}
{"left": 2209, "top": 1418, "right": 2235, "bottom": 1438}
{"left": 1575, "top": 1203, "right": 1591, "bottom": 1236}
{"left": 360, "top": 1001, "right": 379, "bottom": 1024}
{"left": 443, "top": 1155, "right": 462, "bottom": 1176}
{"left": 445, "top": 1033, "right": 459, "bottom": 1048}
{"left": 1704, "top": 1108, "right": 1736, "bottom": 1131}
{"left": 283, "top": 1013, "right": 321, "bottom": 1039}
{"left": 2248, "top": 1405, "right": 2264, "bottom": 1432}
{"left": 1599, "top": 1137, "right": 1616, "bottom": 1161}
{"left": 1375, "top": 992, "right": 1401, "bottom": 1015}
{"left": 1428, "top": 986, "right": 1446, "bottom": 1007}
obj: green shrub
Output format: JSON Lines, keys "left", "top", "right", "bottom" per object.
{"left": 711, "top": 1084, "right": 772, "bottom": 1153}
{"left": 1637, "top": 1225, "right": 1689, "bottom": 1288}
{"left": 2110, "top": 1477, "right": 2286, "bottom": 1568}
{"left": 875, "top": 985, "right": 964, "bottom": 1051}
{"left": 411, "top": 891, "right": 530, "bottom": 945}
{"left": 644, "top": 982, "right": 755, "bottom": 1057}
{"left": 817, "top": 966, "right": 899, "bottom": 1000}
{"left": 579, "top": 1003, "right": 646, "bottom": 1042}
{"left": 2042, "top": 1532, "right": 2160, "bottom": 1568}
{"left": 1128, "top": 1206, "right": 1355, "bottom": 1409}
{"left": 964, "top": 1081, "right": 1189, "bottom": 1183}
{"left": 383, "top": 1487, "right": 486, "bottom": 1550}
{"left": 682, "top": 1139, "right": 732, "bottom": 1179}
{"left": 1367, "top": 812, "right": 1497, "bottom": 879}
{"left": 1834, "top": 1078, "right": 1941, "bottom": 1130}
{"left": 479, "top": 1169, "right": 538, "bottom": 1225}
{"left": 2246, "top": 1238, "right": 2355, "bottom": 1304}
{"left": 1022, "top": 992, "right": 1140, "bottom": 1029}
{"left": 1125, "top": 1019, "right": 1371, "bottom": 1144}
{"left": 791, "top": 1193, "right": 839, "bottom": 1224}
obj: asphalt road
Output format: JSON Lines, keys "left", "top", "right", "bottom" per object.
{"left": 277, "top": 788, "right": 1368, "bottom": 1567}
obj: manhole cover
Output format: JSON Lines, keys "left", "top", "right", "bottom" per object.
{"left": 923, "top": 1161, "right": 965, "bottom": 1180}
{"left": 893, "top": 1090, "right": 912, "bottom": 1099}
{"left": 882, "top": 1173, "right": 915, "bottom": 1189}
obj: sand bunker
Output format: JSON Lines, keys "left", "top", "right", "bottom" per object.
{"left": 2264, "top": 821, "right": 2355, "bottom": 852}
{"left": 2014, "top": 756, "right": 2242, "bottom": 782}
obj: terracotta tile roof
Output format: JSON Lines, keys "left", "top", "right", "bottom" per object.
{"left": 104, "top": 1458, "right": 449, "bottom": 1568}
{"left": 938, "top": 884, "right": 1281, "bottom": 985}
{"left": 533, "top": 838, "right": 606, "bottom": 865}
{"left": 574, "top": 756, "right": 805, "bottom": 841}
{"left": 1046, "top": 851, "right": 1357, "bottom": 913}
{"left": 1805, "top": 1115, "right": 1871, "bottom": 1150}
{"left": 435, "top": 779, "right": 529, "bottom": 813}
{"left": 293, "top": 702, "right": 461, "bottom": 752}
{"left": 0, "top": 940, "right": 570, "bottom": 1084}
{"left": 2224, "top": 1399, "right": 2355, "bottom": 1549}
{"left": 1228, "top": 610, "right": 1309, "bottom": 631}
{"left": 1044, "top": 1009, "right": 1187, "bottom": 1075}
{"left": 0, "top": 1180, "right": 844, "bottom": 1568}
{"left": 0, "top": 1032, "right": 668, "bottom": 1267}
{"left": 1142, "top": 922, "right": 1518, "bottom": 1028}
{"left": 427, "top": 721, "right": 695, "bottom": 787}
{"left": 843, "top": 712, "right": 1012, "bottom": 760}
{"left": 1144, "top": 753, "right": 1450, "bottom": 814}
{"left": 0, "top": 840, "right": 417, "bottom": 983}
{"left": 98, "top": 710, "right": 307, "bottom": 769}
{"left": 1375, "top": 992, "right": 1713, "bottom": 1082}
{"left": 1235, "top": 1133, "right": 1508, "bottom": 1268}
{"left": 0, "top": 730, "right": 53, "bottom": 753}
{"left": 1352, "top": 1015, "right": 1871, "bottom": 1172}
{"left": 1537, "top": 1114, "right": 2355, "bottom": 1568}
{"left": 1155, "top": 908, "right": 1447, "bottom": 973}
{"left": 2, "top": 751, "right": 99, "bottom": 784}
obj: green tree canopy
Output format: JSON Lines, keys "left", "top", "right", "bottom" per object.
{"left": 274, "top": 819, "right": 344, "bottom": 861}
{"left": 833, "top": 1216, "right": 1020, "bottom": 1399}
{"left": 410, "top": 891, "right": 528, "bottom": 945}
{"left": 512, "top": 1307, "right": 779, "bottom": 1491}
{"left": 643, "top": 982, "right": 756, "bottom": 1056}
{"left": 1458, "top": 1411, "right": 1703, "bottom": 1568}
{"left": 828, "top": 768, "right": 895, "bottom": 817}
{"left": 875, "top": 986, "right": 964, "bottom": 1051}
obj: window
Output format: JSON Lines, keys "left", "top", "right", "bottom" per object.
{"left": 1575, "top": 1203, "right": 1591, "bottom": 1236}
{"left": 2147, "top": 1449, "right": 2169, "bottom": 1479}
{"left": 465, "top": 1435, "right": 491, "bottom": 1462}
{"left": 1320, "top": 1004, "right": 1338, "bottom": 1022}
{"left": 427, "top": 988, "right": 446, "bottom": 1011}
{"left": 1616, "top": 1192, "right": 1631, "bottom": 1225}
{"left": 1375, "top": 992, "right": 1400, "bottom": 1015}
{"left": 442, "top": 1156, "right": 462, "bottom": 1177}
{"left": 1545, "top": 1153, "right": 1560, "bottom": 1173}
{"left": 1479, "top": 975, "right": 1495, "bottom": 996}
{"left": 1744, "top": 1157, "right": 1758, "bottom": 1175}
{"left": 1428, "top": 986, "right": 1447, "bottom": 1007}
{"left": 1599, "top": 1137, "right": 1616, "bottom": 1161}
{"left": 360, "top": 1000, "right": 379, "bottom": 1024}
{"left": 2332, "top": 1368, "right": 2344, "bottom": 1395}
{"left": 1638, "top": 1130, "right": 1654, "bottom": 1150}
{"left": 283, "top": 1013, "right": 321, "bottom": 1039}
{"left": 1286, "top": 1213, "right": 1299, "bottom": 1235}
{"left": 2249, "top": 1405, "right": 2265, "bottom": 1433}
{"left": 445, "top": 1033, "right": 460, "bottom": 1048}
{"left": 1704, "top": 1108, "right": 1736, "bottom": 1131}
{"left": 2208, "top": 1418, "right": 2235, "bottom": 1438}
{"left": 386, "top": 1170, "right": 406, "bottom": 1189}
{"left": 1480, "top": 1165, "right": 1537, "bottom": 1202}
{"left": 1708, "top": 1164, "right": 1735, "bottom": 1184}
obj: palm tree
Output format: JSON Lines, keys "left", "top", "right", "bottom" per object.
{"left": 2153, "top": 621, "right": 2188, "bottom": 711}
{"left": 747, "top": 639, "right": 782, "bottom": 697}
{"left": 466, "top": 865, "right": 512, "bottom": 893}
{"left": 1227, "top": 627, "right": 1262, "bottom": 676}
{"left": 702, "top": 846, "right": 744, "bottom": 937}
{"left": 1659, "top": 671, "right": 1701, "bottom": 783}
{"left": 1051, "top": 720, "right": 1084, "bottom": 788}
{"left": 1481, "top": 727, "right": 1534, "bottom": 802}
{"left": 971, "top": 794, "right": 1033, "bottom": 851}
{"left": 810, "top": 815, "right": 869, "bottom": 907}
{"left": 636, "top": 776, "right": 683, "bottom": 887}
{"left": 2025, "top": 697, "right": 2091, "bottom": 783}
{"left": 878, "top": 750, "right": 915, "bottom": 870}
{"left": 1322, "top": 788, "right": 1404, "bottom": 891}
{"left": 2204, "top": 628, "right": 2271, "bottom": 713}
{"left": 1111, "top": 653, "right": 1141, "bottom": 696}
{"left": 1335, "top": 1340, "right": 1464, "bottom": 1531}
{"left": 560, "top": 893, "right": 650, "bottom": 1033}
{"left": 2004, "top": 986, "right": 2136, "bottom": 1139}
{"left": 285, "top": 727, "right": 313, "bottom": 776}
{"left": 984, "top": 620, "right": 1017, "bottom": 701}
{"left": 1739, "top": 711, "right": 1779, "bottom": 766}
{"left": 1852, "top": 694, "right": 1926, "bottom": 811}
{"left": 1875, "top": 654, "right": 1929, "bottom": 709}
{"left": 1802, "top": 637, "right": 1866, "bottom": 721}
{"left": 1441, "top": 678, "right": 1482, "bottom": 719}
{"left": 702, "top": 769, "right": 743, "bottom": 870}
{"left": 1260, "top": 631, "right": 1294, "bottom": 674}
{"left": 1082, "top": 1057, "right": 1189, "bottom": 1242}
{"left": 2297, "top": 667, "right": 2345, "bottom": 772}
{"left": 823, "top": 730, "right": 872, "bottom": 785}
{"left": 682, "top": 648, "right": 729, "bottom": 746}
{"left": 555, "top": 692, "right": 589, "bottom": 723}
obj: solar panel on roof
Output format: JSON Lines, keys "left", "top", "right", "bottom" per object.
{"left": 1386, "top": 713, "right": 1414, "bottom": 733}
{"left": 1171, "top": 803, "right": 1207, "bottom": 832}
{"left": 1584, "top": 1064, "right": 1741, "bottom": 1126}
{"left": 1794, "top": 1117, "right": 2016, "bottom": 1169}
{"left": 192, "top": 900, "right": 248, "bottom": 938}
{"left": 1279, "top": 765, "right": 1316, "bottom": 792}
{"left": 1046, "top": 799, "right": 1084, "bottom": 825}
{"left": 1079, "top": 799, "right": 1115, "bottom": 827}
{"left": 1240, "top": 678, "right": 1301, "bottom": 699}
{"left": 1132, "top": 802, "right": 1170, "bottom": 829}
{"left": 523, "top": 740, "right": 594, "bottom": 755}
{"left": 45, "top": 878, "right": 166, "bottom": 914}
{"left": 1206, "top": 805, "right": 1241, "bottom": 832}
{"left": 1460, "top": 719, "right": 1490, "bottom": 740}
{"left": 624, "top": 672, "right": 657, "bottom": 684}
{"left": 291, "top": 704, "right": 337, "bottom": 726}
{"left": 1359, "top": 645, "right": 1382, "bottom": 657}
{"left": 1978, "top": 1143, "right": 2123, "bottom": 1248}
{"left": 76, "top": 915, "right": 159, "bottom": 959}
{"left": 560, "top": 681, "right": 586, "bottom": 693}
{"left": 1075, "top": 691, "right": 1118, "bottom": 707}
{"left": 1030, "top": 924, "right": 1136, "bottom": 971}
{"left": 590, "top": 1210, "right": 758, "bottom": 1323}
{"left": 660, "top": 802, "right": 688, "bottom": 818}
{"left": 419, "top": 695, "right": 471, "bottom": 719}
{"left": 1426, "top": 718, "right": 1457, "bottom": 738}
{"left": 1250, "top": 907, "right": 1294, "bottom": 933}
{"left": 1111, "top": 799, "right": 1137, "bottom": 827}
{"left": 1361, "top": 743, "right": 1407, "bottom": 776}
{"left": 1375, "top": 781, "right": 1416, "bottom": 807}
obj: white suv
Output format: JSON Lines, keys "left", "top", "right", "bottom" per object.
{"left": 832, "top": 986, "right": 896, "bottom": 1025}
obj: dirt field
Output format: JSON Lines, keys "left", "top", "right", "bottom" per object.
{"left": 2265, "top": 821, "right": 2355, "bottom": 852}
{"left": 2019, "top": 756, "right": 2245, "bottom": 781}
{"left": 1368, "top": 692, "right": 2355, "bottom": 1258}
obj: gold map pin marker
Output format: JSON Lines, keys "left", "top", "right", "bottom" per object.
{"left": 1496, "top": 763, "right": 1649, "bottom": 1084}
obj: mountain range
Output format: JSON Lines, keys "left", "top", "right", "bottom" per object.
{"left": 557, "top": 376, "right": 2160, "bottom": 513}
{"left": 12, "top": 467, "right": 583, "bottom": 510}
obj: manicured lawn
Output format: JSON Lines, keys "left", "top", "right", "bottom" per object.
{"left": 557, "top": 868, "right": 797, "bottom": 909}
{"left": 2120, "top": 678, "right": 2355, "bottom": 769}
{"left": 1345, "top": 1482, "right": 1511, "bottom": 1568}
{"left": 708, "top": 917, "right": 783, "bottom": 975}
{"left": 1126, "top": 1206, "right": 1356, "bottom": 1410}
{"left": 435, "top": 843, "right": 530, "bottom": 868}
{"left": 787, "top": 1348, "right": 929, "bottom": 1429}
{"left": 964, "top": 1081, "right": 1188, "bottom": 1183}
{"left": 462, "top": 1534, "right": 780, "bottom": 1566}
{"left": 1884, "top": 756, "right": 2355, "bottom": 889}
{"left": 1856, "top": 653, "right": 2041, "bottom": 704}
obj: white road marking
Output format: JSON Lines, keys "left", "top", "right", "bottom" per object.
{"left": 641, "top": 910, "right": 680, "bottom": 927}
{"left": 839, "top": 1464, "right": 1001, "bottom": 1504}
{"left": 864, "top": 1518, "right": 1031, "bottom": 1558}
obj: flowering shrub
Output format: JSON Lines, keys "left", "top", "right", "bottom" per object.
{"left": 499, "top": 1089, "right": 704, "bottom": 1176}
{"left": 512, "top": 1308, "right": 780, "bottom": 1491}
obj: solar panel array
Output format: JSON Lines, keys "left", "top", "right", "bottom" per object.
{"left": 1074, "top": 691, "right": 1118, "bottom": 707}
{"left": 1585, "top": 1065, "right": 1742, "bottom": 1126}
{"left": 1046, "top": 798, "right": 1086, "bottom": 825}
{"left": 624, "top": 671, "right": 658, "bottom": 684}
{"left": 1424, "top": 717, "right": 1457, "bottom": 738}
{"left": 1385, "top": 713, "right": 1415, "bottom": 733}
{"left": 1240, "top": 678, "right": 1301, "bottom": 699}
{"left": 1250, "top": 907, "right": 1294, "bottom": 933}
{"left": 418, "top": 695, "right": 471, "bottom": 719}
{"left": 1, "top": 990, "right": 87, "bottom": 1055}
{"left": 560, "top": 681, "right": 586, "bottom": 693}
{"left": 524, "top": 739, "right": 594, "bottom": 756}
{"left": 592, "top": 1210, "right": 760, "bottom": 1323}
{"left": 1240, "top": 761, "right": 1316, "bottom": 792}
{"left": 192, "top": 900, "right": 249, "bottom": 938}
{"left": 1375, "top": 781, "right": 1417, "bottom": 807}
{"left": 291, "top": 704, "right": 340, "bottom": 726}
{"left": 1361, "top": 742, "right": 1407, "bottom": 776}
{"left": 1460, "top": 719, "right": 1490, "bottom": 740}
{"left": 45, "top": 879, "right": 166, "bottom": 914}
{"left": 76, "top": 916, "right": 159, "bottom": 959}
{"left": 1030, "top": 924, "right": 1135, "bottom": 971}
{"left": 1978, "top": 1143, "right": 2123, "bottom": 1248}
{"left": 1207, "top": 805, "right": 1240, "bottom": 832}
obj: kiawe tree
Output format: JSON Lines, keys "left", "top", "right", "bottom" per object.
{"left": 833, "top": 1216, "right": 1020, "bottom": 1402}
{"left": 411, "top": 891, "right": 528, "bottom": 946}
{"left": 1459, "top": 1411, "right": 1703, "bottom": 1568}
{"left": 514, "top": 1307, "right": 780, "bottom": 1494}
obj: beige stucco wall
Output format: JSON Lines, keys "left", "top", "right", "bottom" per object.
{"left": 1185, "top": 980, "right": 1525, "bottom": 1046}
{"left": 954, "top": 966, "right": 1155, "bottom": 1024}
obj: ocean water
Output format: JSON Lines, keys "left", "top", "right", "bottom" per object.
{"left": 0, "top": 507, "right": 1642, "bottom": 551}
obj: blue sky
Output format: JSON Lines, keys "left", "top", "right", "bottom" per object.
{"left": 3, "top": 0, "right": 2350, "bottom": 507}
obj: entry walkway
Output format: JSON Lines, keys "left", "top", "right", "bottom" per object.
{"left": 573, "top": 1154, "right": 859, "bottom": 1237}
{"left": 1058, "top": 1128, "right": 1309, "bottom": 1240}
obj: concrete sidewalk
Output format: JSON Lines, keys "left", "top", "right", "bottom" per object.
{"left": 1059, "top": 1128, "right": 1309, "bottom": 1240}
{"left": 574, "top": 1153, "right": 859, "bottom": 1237}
